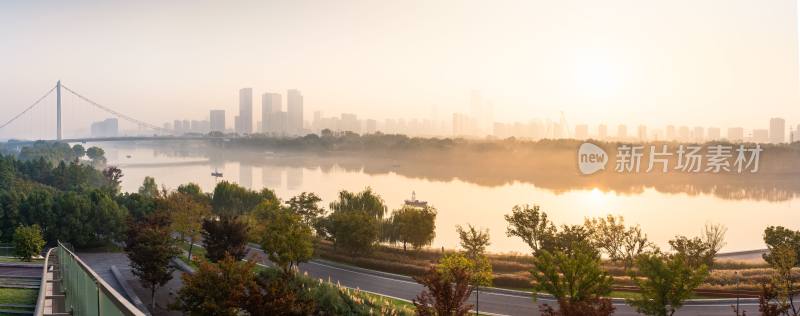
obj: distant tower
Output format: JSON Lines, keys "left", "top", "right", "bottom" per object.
{"left": 238, "top": 88, "right": 253, "bottom": 134}
{"left": 287, "top": 89, "right": 303, "bottom": 135}
{"left": 56, "top": 80, "right": 62, "bottom": 140}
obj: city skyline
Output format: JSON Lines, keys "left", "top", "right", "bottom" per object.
{"left": 2, "top": 0, "right": 800, "bottom": 138}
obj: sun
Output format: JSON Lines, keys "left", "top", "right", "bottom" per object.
{"left": 572, "top": 51, "right": 627, "bottom": 100}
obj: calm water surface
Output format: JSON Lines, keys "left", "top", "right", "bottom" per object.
{"left": 90, "top": 141, "right": 799, "bottom": 254}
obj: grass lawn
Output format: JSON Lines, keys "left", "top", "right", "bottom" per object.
{"left": 0, "top": 257, "right": 44, "bottom": 264}
{"left": 0, "top": 288, "right": 37, "bottom": 305}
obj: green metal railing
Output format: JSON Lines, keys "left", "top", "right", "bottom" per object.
{"left": 34, "top": 241, "right": 145, "bottom": 316}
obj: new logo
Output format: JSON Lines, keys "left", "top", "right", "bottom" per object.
{"left": 578, "top": 142, "right": 608, "bottom": 175}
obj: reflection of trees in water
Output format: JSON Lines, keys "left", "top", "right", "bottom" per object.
{"left": 122, "top": 141, "right": 799, "bottom": 203}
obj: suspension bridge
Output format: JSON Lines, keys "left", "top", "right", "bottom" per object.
{"left": 1, "top": 81, "right": 220, "bottom": 144}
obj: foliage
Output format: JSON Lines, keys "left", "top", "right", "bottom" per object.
{"left": 530, "top": 245, "right": 613, "bottom": 303}
{"left": 202, "top": 216, "right": 249, "bottom": 262}
{"left": 759, "top": 244, "right": 799, "bottom": 316}
{"left": 85, "top": 146, "right": 106, "bottom": 165}
{"left": 164, "top": 191, "right": 211, "bottom": 260}
{"left": 177, "top": 182, "right": 211, "bottom": 205}
{"left": 626, "top": 253, "right": 709, "bottom": 316}
{"left": 438, "top": 252, "right": 492, "bottom": 288}
{"left": 71, "top": 144, "right": 85, "bottom": 159}
{"left": 530, "top": 228, "right": 614, "bottom": 316}
{"left": 12, "top": 224, "right": 44, "bottom": 261}
{"left": 251, "top": 200, "right": 314, "bottom": 274}
{"left": 456, "top": 224, "right": 490, "bottom": 259}
{"left": 504, "top": 204, "right": 556, "bottom": 254}
{"left": 172, "top": 255, "right": 254, "bottom": 316}
{"left": 211, "top": 181, "right": 276, "bottom": 217}
{"left": 539, "top": 297, "right": 615, "bottom": 316}
{"left": 385, "top": 206, "right": 436, "bottom": 251}
{"left": 328, "top": 187, "right": 387, "bottom": 219}
{"left": 668, "top": 236, "right": 714, "bottom": 269}
{"left": 585, "top": 215, "right": 654, "bottom": 269}
{"left": 125, "top": 211, "right": 181, "bottom": 308}
{"left": 138, "top": 176, "right": 159, "bottom": 199}
{"left": 286, "top": 192, "right": 325, "bottom": 233}
{"left": 413, "top": 265, "right": 474, "bottom": 316}
{"left": 243, "top": 271, "right": 317, "bottom": 316}
{"left": 326, "top": 209, "right": 380, "bottom": 255}
{"left": 763, "top": 226, "right": 800, "bottom": 268}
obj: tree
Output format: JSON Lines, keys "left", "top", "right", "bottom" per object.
{"left": 763, "top": 226, "right": 800, "bottom": 267}
{"left": 212, "top": 181, "right": 276, "bottom": 217}
{"left": 177, "top": 183, "right": 210, "bottom": 205}
{"left": 85, "top": 146, "right": 106, "bottom": 165}
{"left": 702, "top": 223, "right": 727, "bottom": 267}
{"left": 759, "top": 244, "right": 799, "bottom": 316}
{"left": 125, "top": 211, "right": 181, "bottom": 309}
{"left": 413, "top": 265, "right": 474, "bottom": 316}
{"left": 455, "top": 224, "right": 492, "bottom": 314}
{"left": 530, "top": 240, "right": 614, "bottom": 316}
{"left": 286, "top": 192, "right": 325, "bottom": 231}
{"left": 505, "top": 204, "right": 556, "bottom": 254}
{"left": 585, "top": 215, "right": 653, "bottom": 269}
{"left": 71, "top": 144, "right": 85, "bottom": 159}
{"left": 138, "top": 176, "right": 159, "bottom": 199}
{"left": 165, "top": 191, "right": 211, "bottom": 261}
{"left": 329, "top": 188, "right": 387, "bottom": 219}
{"left": 243, "top": 271, "right": 317, "bottom": 316}
{"left": 456, "top": 224, "right": 490, "bottom": 259}
{"left": 202, "top": 216, "right": 249, "bottom": 262}
{"left": 13, "top": 224, "right": 44, "bottom": 262}
{"left": 626, "top": 253, "right": 709, "bottom": 316}
{"left": 173, "top": 255, "right": 254, "bottom": 316}
{"left": 102, "top": 166, "right": 123, "bottom": 194}
{"left": 326, "top": 209, "right": 380, "bottom": 254}
{"left": 388, "top": 206, "right": 436, "bottom": 251}
{"left": 668, "top": 236, "right": 713, "bottom": 269}
{"left": 251, "top": 201, "right": 313, "bottom": 274}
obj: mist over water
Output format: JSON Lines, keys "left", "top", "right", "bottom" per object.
{"left": 90, "top": 141, "right": 800, "bottom": 254}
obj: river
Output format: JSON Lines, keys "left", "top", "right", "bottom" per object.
{"left": 86, "top": 140, "right": 799, "bottom": 254}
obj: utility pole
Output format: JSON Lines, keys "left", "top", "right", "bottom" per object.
{"left": 56, "top": 80, "right": 62, "bottom": 140}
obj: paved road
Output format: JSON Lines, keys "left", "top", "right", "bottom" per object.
{"left": 239, "top": 245, "right": 765, "bottom": 316}
{"left": 77, "top": 247, "right": 765, "bottom": 316}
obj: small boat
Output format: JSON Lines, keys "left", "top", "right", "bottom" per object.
{"left": 404, "top": 191, "right": 428, "bottom": 208}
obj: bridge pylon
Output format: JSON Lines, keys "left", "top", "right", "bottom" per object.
{"left": 56, "top": 80, "right": 62, "bottom": 141}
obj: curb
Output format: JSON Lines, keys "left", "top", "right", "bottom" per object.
{"left": 110, "top": 265, "right": 152, "bottom": 316}
{"left": 171, "top": 257, "right": 195, "bottom": 274}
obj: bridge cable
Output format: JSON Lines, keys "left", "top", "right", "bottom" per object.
{"left": 0, "top": 85, "right": 57, "bottom": 131}
{"left": 60, "top": 84, "right": 172, "bottom": 133}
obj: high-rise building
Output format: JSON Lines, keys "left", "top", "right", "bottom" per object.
{"left": 238, "top": 88, "right": 253, "bottom": 134}
{"left": 707, "top": 127, "right": 721, "bottom": 141}
{"left": 752, "top": 129, "right": 769, "bottom": 143}
{"left": 261, "top": 93, "right": 281, "bottom": 134}
{"left": 366, "top": 119, "right": 377, "bottom": 134}
{"left": 617, "top": 124, "right": 627, "bottom": 139}
{"left": 90, "top": 118, "right": 119, "bottom": 138}
{"left": 727, "top": 127, "right": 744, "bottom": 142}
{"left": 598, "top": 124, "right": 607, "bottom": 140}
{"left": 769, "top": 117, "right": 786, "bottom": 143}
{"left": 287, "top": 89, "right": 303, "bottom": 135}
{"left": 209, "top": 110, "right": 225, "bottom": 132}
{"left": 692, "top": 126, "right": 704, "bottom": 142}
{"left": 637, "top": 125, "right": 647, "bottom": 140}
{"left": 665, "top": 125, "right": 676, "bottom": 141}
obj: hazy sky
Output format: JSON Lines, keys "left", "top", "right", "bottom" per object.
{"left": 1, "top": 0, "right": 799, "bottom": 138}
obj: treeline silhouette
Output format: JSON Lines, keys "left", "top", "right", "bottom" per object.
{"left": 130, "top": 134, "right": 800, "bottom": 202}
